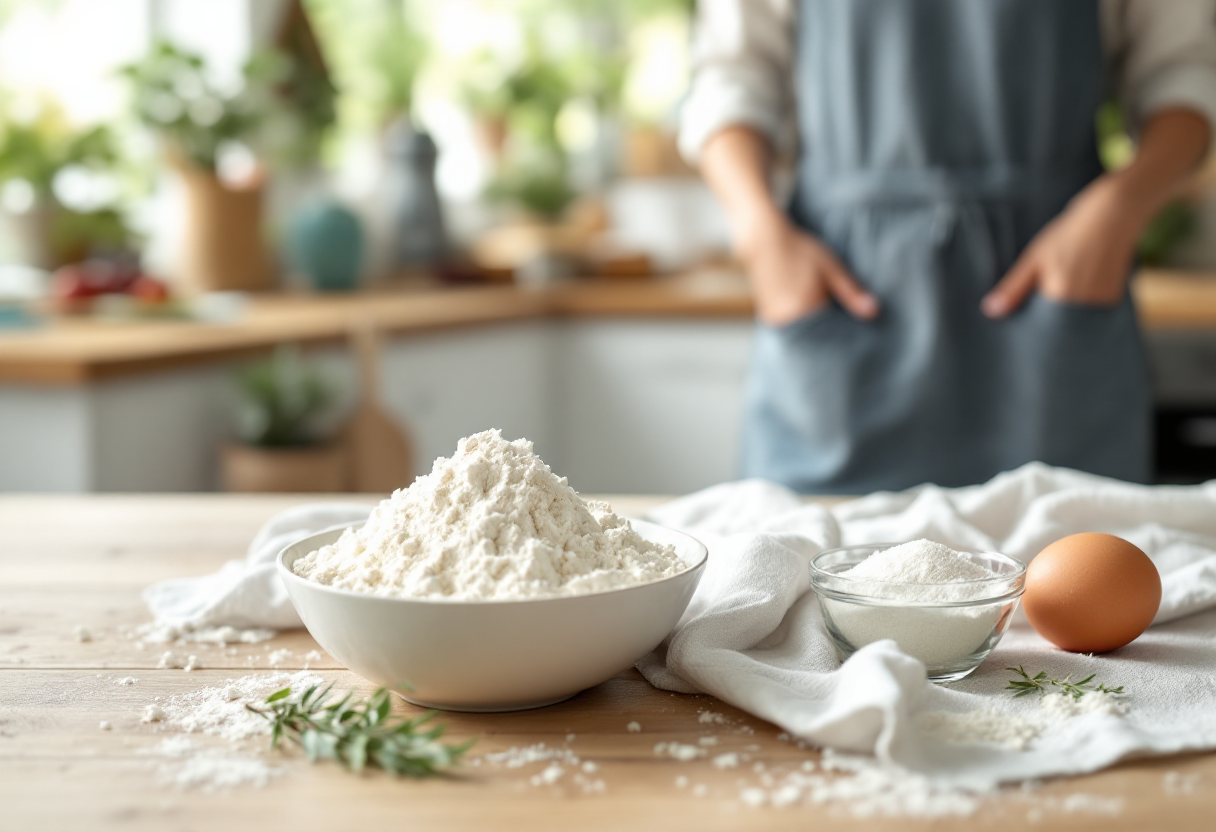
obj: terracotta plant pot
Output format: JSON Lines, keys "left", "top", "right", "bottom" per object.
{"left": 175, "top": 162, "right": 275, "bottom": 294}
{"left": 222, "top": 442, "right": 348, "bottom": 493}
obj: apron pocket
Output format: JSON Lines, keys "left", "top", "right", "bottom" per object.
{"left": 1009, "top": 292, "right": 1150, "bottom": 480}
{"left": 764, "top": 302, "right": 841, "bottom": 338}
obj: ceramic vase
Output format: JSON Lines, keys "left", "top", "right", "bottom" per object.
{"left": 382, "top": 117, "right": 447, "bottom": 269}
{"left": 285, "top": 200, "right": 364, "bottom": 292}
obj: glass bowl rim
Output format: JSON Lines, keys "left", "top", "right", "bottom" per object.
{"left": 809, "top": 542, "right": 1027, "bottom": 607}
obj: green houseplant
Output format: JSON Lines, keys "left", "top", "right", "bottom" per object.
{"left": 121, "top": 41, "right": 292, "bottom": 294}
{"left": 223, "top": 345, "right": 347, "bottom": 492}
{"left": 0, "top": 102, "right": 133, "bottom": 269}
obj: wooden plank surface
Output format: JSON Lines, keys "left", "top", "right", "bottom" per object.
{"left": 1, "top": 268, "right": 1212, "bottom": 385}
{"left": 1, "top": 494, "right": 1214, "bottom": 831}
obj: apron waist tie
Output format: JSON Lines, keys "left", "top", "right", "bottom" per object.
{"left": 799, "top": 166, "right": 1099, "bottom": 206}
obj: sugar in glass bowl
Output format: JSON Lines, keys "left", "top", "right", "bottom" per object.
{"left": 808, "top": 544, "right": 1026, "bottom": 683}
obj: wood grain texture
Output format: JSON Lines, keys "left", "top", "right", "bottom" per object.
{"left": 2, "top": 269, "right": 1214, "bottom": 386}
{"left": 0, "top": 275, "right": 751, "bottom": 385}
{"left": 1, "top": 494, "right": 1214, "bottom": 831}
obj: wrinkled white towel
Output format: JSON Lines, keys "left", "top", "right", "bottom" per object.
{"left": 143, "top": 463, "right": 1216, "bottom": 786}
{"left": 143, "top": 503, "right": 371, "bottom": 631}
{"left": 639, "top": 463, "right": 1216, "bottom": 786}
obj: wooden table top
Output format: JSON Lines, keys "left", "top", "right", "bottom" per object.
{"left": 2, "top": 494, "right": 1213, "bottom": 831}
{"left": 0, "top": 267, "right": 1213, "bottom": 385}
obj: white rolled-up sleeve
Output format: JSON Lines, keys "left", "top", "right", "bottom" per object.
{"left": 678, "top": 0, "right": 797, "bottom": 165}
{"left": 1104, "top": 0, "right": 1216, "bottom": 139}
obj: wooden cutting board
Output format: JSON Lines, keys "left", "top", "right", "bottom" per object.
{"left": 345, "top": 323, "right": 414, "bottom": 493}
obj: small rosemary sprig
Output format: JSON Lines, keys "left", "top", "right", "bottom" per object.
{"left": 246, "top": 684, "right": 472, "bottom": 776}
{"left": 1004, "top": 665, "right": 1125, "bottom": 700}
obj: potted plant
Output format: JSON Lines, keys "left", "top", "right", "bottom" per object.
{"left": 0, "top": 100, "right": 134, "bottom": 270}
{"left": 222, "top": 345, "right": 347, "bottom": 492}
{"left": 121, "top": 42, "right": 287, "bottom": 294}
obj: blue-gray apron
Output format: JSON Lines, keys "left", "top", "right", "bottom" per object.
{"left": 742, "top": 0, "right": 1152, "bottom": 494}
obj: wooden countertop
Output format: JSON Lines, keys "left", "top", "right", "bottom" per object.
{"left": 0, "top": 268, "right": 1213, "bottom": 385}
{"left": 2, "top": 494, "right": 1213, "bottom": 831}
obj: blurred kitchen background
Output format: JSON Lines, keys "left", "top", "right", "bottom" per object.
{"left": 0, "top": 0, "right": 1215, "bottom": 494}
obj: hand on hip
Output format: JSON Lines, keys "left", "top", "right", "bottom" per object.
{"left": 982, "top": 176, "right": 1144, "bottom": 317}
{"left": 736, "top": 210, "right": 880, "bottom": 326}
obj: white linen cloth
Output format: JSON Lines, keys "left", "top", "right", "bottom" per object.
{"left": 144, "top": 463, "right": 1216, "bottom": 786}
{"left": 639, "top": 463, "right": 1216, "bottom": 786}
{"left": 143, "top": 503, "right": 371, "bottom": 631}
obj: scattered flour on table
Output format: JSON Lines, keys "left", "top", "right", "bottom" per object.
{"left": 128, "top": 621, "right": 276, "bottom": 647}
{"left": 138, "top": 671, "right": 322, "bottom": 791}
{"left": 157, "top": 651, "right": 202, "bottom": 671}
{"left": 471, "top": 741, "right": 607, "bottom": 794}
{"left": 918, "top": 692, "right": 1130, "bottom": 751}
{"left": 472, "top": 743, "right": 578, "bottom": 770}
{"left": 713, "top": 752, "right": 740, "bottom": 769}
{"left": 1163, "top": 771, "right": 1202, "bottom": 795}
{"left": 145, "top": 737, "right": 281, "bottom": 792}
{"left": 732, "top": 750, "right": 1127, "bottom": 820}
{"left": 823, "top": 539, "right": 1006, "bottom": 667}
{"left": 291, "top": 430, "right": 683, "bottom": 600}
{"left": 654, "top": 742, "right": 706, "bottom": 762}
{"left": 150, "top": 671, "right": 323, "bottom": 741}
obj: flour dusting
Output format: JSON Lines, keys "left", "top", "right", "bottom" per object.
{"left": 292, "top": 430, "right": 683, "bottom": 599}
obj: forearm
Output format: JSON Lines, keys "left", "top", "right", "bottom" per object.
{"left": 700, "top": 125, "right": 879, "bottom": 322}
{"left": 699, "top": 126, "right": 785, "bottom": 254}
{"left": 1104, "top": 107, "right": 1212, "bottom": 226}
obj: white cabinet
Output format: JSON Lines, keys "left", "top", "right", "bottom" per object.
{"left": 0, "top": 319, "right": 757, "bottom": 493}
{"left": 556, "top": 321, "right": 754, "bottom": 494}
{"left": 379, "top": 324, "right": 559, "bottom": 476}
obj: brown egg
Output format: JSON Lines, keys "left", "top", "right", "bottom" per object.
{"left": 1022, "top": 533, "right": 1161, "bottom": 653}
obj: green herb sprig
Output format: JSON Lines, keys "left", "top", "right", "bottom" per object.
{"left": 247, "top": 684, "right": 472, "bottom": 776}
{"left": 1004, "top": 665, "right": 1125, "bottom": 700}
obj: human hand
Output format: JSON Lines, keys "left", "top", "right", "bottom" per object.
{"left": 735, "top": 208, "right": 879, "bottom": 326}
{"left": 981, "top": 176, "right": 1148, "bottom": 318}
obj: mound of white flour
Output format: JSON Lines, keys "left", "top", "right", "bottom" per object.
{"left": 292, "top": 430, "right": 683, "bottom": 599}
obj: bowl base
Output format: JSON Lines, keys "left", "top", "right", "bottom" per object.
{"left": 395, "top": 690, "right": 579, "bottom": 713}
{"left": 928, "top": 666, "right": 980, "bottom": 684}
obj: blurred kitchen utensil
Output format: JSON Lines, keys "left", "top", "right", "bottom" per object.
{"left": 346, "top": 322, "right": 413, "bottom": 493}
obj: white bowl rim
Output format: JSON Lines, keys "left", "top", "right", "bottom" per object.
{"left": 277, "top": 518, "right": 709, "bottom": 607}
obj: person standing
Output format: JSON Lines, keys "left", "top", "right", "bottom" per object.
{"left": 683, "top": 0, "right": 1216, "bottom": 493}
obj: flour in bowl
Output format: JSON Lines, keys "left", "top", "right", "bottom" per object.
{"left": 291, "top": 430, "right": 683, "bottom": 599}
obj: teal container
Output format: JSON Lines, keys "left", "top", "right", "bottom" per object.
{"left": 286, "top": 201, "right": 365, "bottom": 292}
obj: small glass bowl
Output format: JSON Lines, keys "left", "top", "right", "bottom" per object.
{"left": 809, "top": 544, "right": 1026, "bottom": 683}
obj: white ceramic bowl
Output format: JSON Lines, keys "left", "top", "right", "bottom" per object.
{"left": 278, "top": 520, "right": 707, "bottom": 712}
